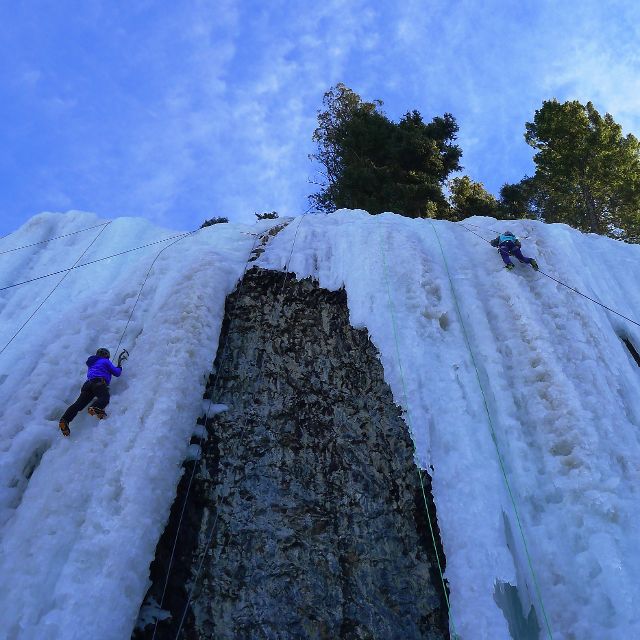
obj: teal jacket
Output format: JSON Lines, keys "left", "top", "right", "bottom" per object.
{"left": 491, "top": 234, "right": 521, "bottom": 249}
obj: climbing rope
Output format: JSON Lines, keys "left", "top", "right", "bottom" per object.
{"left": 536, "top": 269, "right": 640, "bottom": 328}
{"left": 171, "top": 215, "right": 308, "bottom": 639}
{"left": 0, "top": 222, "right": 110, "bottom": 256}
{"left": 456, "top": 222, "right": 640, "bottom": 329}
{"left": 458, "top": 220, "right": 531, "bottom": 240}
{"left": 457, "top": 221, "right": 496, "bottom": 244}
{"left": 377, "top": 226, "right": 459, "bottom": 639}
{"left": 0, "top": 223, "right": 112, "bottom": 357}
{"left": 112, "top": 232, "right": 196, "bottom": 357}
{"left": 149, "top": 217, "right": 301, "bottom": 638}
{"left": 148, "top": 224, "right": 263, "bottom": 638}
{"left": 458, "top": 220, "right": 503, "bottom": 236}
{"left": 430, "top": 220, "right": 554, "bottom": 639}
{"left": 0, "top": 231, "right": 193, "bottom": 293}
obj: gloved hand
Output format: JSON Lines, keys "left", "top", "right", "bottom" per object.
{"left": 117, "top": 349, "right": 129, "bottom": 367}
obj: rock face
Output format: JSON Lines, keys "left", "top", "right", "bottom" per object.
{"left": 136, "top": 267, "right": 449, "bottom": 640}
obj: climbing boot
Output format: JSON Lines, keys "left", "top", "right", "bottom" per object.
{"left": 88, "top": 406, "right": 107, "bottom": 420}
{"left": 505, "top": 263, "right": 515, "bottom": 271}
{"left": 530, "top": 259, "right": 539, "bottom": 271}
{"left": 59, "top": 419, "right": 70, "bottom": 437}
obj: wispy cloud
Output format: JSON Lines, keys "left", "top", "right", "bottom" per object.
{"left": 1, "top": 0, "right": 639, "bottom": 234}
{"left": 78, "top": 0, "right": 380, "bottom": 228}
{"left": 542, "top": 9, "right": 640, "bottom": 135}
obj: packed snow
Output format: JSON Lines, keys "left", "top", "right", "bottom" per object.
{"left": 2, "top": 209, "right": 640, "bottom": 639}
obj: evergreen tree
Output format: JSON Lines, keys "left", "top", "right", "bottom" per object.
{"left": 255, "top": 211, "right": 279, "bottom": 220}
{"left": 518, "top": 99, "right": 640, "bottom": 239}
{"left": 498, "top": 178, "right": 543, "bottom": 220}
{"left": 449, "top": 176, "right": 500, "bottom": 220}
{"left": 310, "top": 84, "right": 462, "bottom": 218}
{"left": 200, "top": 216, "right": 229, "bottom": 228}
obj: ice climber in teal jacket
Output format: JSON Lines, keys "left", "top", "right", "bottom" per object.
{"left": 490, "top": 231, "right": 539, "bottom": 271}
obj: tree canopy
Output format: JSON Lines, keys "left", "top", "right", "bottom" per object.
{"left": 449, "top": 176, "right": 500, "bottom": 221}
{"left": 309, "top": 89, "right": 640, "bottom": 242}
{"left": 310, "top": 84, "right": 462, "bottom": 218}
{"left": 503, "top": 99, "right": 640, "bottom": 240}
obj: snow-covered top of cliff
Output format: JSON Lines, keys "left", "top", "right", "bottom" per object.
{"left": 1, "top": 209, "right": 640, "bottom": 639}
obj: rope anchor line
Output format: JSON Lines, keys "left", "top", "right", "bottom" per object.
{"left": 0, "top": 222, "right": 110, "bottom": 257}
{"left": 0, "top": 231, "right": 194, "bottom": 293}
{"left": 430, "top": 220, "right": 554, "bottom": 640}
{"left": 0, "top": 223, "right": 113, "bottom": 357}
{"left": 456, "top": 221, "right": 640, "bottom": 328}
{"left": 154, "top": 216, "right": 306, "bottom": 640}
{"left": 377, "top": 224, "right": 459, "bottom": 639}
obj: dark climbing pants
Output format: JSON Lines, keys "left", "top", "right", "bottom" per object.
{"left": 499, "top": 246, "right": 534, "bottom": 267}
{"left": 61, "top": 378, "right": 110, "bottom": 423}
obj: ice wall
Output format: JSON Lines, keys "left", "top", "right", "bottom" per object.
{"left": 0, "top": 212, "right": 265, "bottom": 639}
{"left": 2, "top": 209, "right": 640, "bottom": 639}
{"left": 256, "top": 210, "right": 640, "bottom": 639}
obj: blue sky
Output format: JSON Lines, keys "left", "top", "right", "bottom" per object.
{"left": 1, "top": 0, "right": 639, "bottom": 235}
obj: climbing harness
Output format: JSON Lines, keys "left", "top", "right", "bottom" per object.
{"left": 456, "top": 222, "right": 640, "bottom": 329}
{"left": 377, "top": 223, "right": 459, "bottom": 639}
{"left": 430, "top": 220, "right": 554, "bottom": 640}
{"left": 0, "top": 223, "right": 112, "bottom": 357}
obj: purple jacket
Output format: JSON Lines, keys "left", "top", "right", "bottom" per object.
{"left": 86, "top": 356, "right": 122, "bottom": 385}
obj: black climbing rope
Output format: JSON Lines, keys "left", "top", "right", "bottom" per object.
{"left": 0, "top": 231, "right": 193, "bottom": 293}
{"left": 0, "top": 223, "right": 112, "bottom": 357}
{"left": 535, "top": 269, "right": 640, "bottom": 329}
{"left": 169, "top": 215, "right": 308, "bottom": 640}
{"left": 150, "top": 219, "right": 299, "bottom": 639}
{"left": 456, "top": 222, "right": 640, "bottom": 328}
{"left": 0, "top": 222, "right": 110, "bottom": 257}
{"left": 111, "top": 232, "right": 197, "bottom": 357}
{"left": 458, "top": 220, "right": 531, "bottom": 240}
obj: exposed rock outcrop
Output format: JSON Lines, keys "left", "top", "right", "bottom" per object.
{"left": 135, "top": 267, "right": 449, "bottom": 639}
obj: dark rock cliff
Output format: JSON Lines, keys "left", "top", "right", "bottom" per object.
{"left": 135, "top": 267, "right": 449, "bottom": 639}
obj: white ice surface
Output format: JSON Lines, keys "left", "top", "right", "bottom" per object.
{"left": 2, "top": 209, "right": 640, "bottom": 639}
{"left": 256, "top": 210, "right": 640, "bottom": 640}
{"left": 0, "top": 212, "right": 269, "bottom": 639}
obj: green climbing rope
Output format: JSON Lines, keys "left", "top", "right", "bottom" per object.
{"left": 429, "top": 219, "right": 554, "bottom": 640}
{"left": 378, "top": 227, "right": 459, "bottom": 640}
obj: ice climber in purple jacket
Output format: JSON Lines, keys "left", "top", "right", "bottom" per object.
{"left": 59, "top": 347, "right": 128, "bottom": 436}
